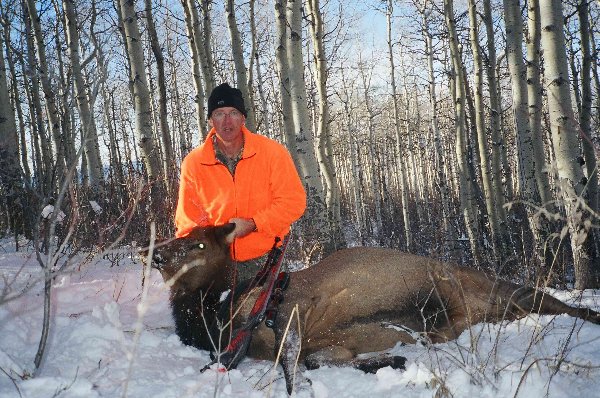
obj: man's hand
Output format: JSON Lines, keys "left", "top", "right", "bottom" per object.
{"left": 229, "top": 217, "right": 257, "bottom": 238}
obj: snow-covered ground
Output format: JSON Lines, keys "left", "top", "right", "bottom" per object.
{"left": 1, "top": 239, "right": 600, "bottom": 398}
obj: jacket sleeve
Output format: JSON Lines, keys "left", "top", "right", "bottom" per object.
{"left": 251, "top": 145, "right": 306, "bottom": 237}
{"left": 174, "top": 155, "right": 209, "bottom": 237}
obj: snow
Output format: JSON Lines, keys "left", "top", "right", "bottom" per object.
{"left": 2, "top": 240, "right": 600, "bottom": 398}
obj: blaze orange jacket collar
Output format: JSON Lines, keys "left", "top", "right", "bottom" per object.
{"left": 196, "top": 126, "right": 257, "bottom": 165}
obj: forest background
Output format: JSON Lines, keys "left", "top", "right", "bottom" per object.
{"left": 0, "top": 0, "right": 599, "bottom": 292}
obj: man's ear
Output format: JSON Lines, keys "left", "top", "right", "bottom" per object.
{"left": 215, "top": 223, "right": 236, "bottom": 244}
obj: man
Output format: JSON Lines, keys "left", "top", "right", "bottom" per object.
{"left": 175, "top": 83, "right": 306, "bottom": 276}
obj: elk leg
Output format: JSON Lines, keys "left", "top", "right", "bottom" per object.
{"left": 305, "top": 346, "right": 406, "bottom": 373}
{"left": 278, "top": 326, "right": 302, "bottom": 395}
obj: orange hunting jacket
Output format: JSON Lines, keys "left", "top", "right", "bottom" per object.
{"left": 175, "top": 126, "right": 306, "bottom": 261}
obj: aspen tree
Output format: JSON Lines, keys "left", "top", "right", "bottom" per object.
{"left": 274, "top": 0, "right": 297, "bottom": 157}
{"left": 503, "top": 0, "right": 537, "bottom": 202}
{"left": 225, "top": 0, "right": 256, "bottom": 132}
{"left": 482, "top": 0, "right": 508, "bottom": 213}
{"left": 24, "top": 0, "right": 63, "bottom": 193}
{"left": 285, "top": 0, "right": 332, "bottom": 257}
{"left": 117, "top": 0, "right": 162, "bottom": 188}
{"left": 444, "top": 0, "right": 481, "bottom": 264}
{"left": 467, "top": 0, "right": 503, "bottom": 261}
{"left": 199, "top": 0, "right": 216, "bottom": 93}
{"left": 525, "top": 0, "right": 552, "bottom": 205}
{"left": 306, "top": 0, "right": 343, "bottom": 248}
{"left": 249, "top": 0, "right": 271, "bottom": 135}
{"left": 144, "top": 0, "right": 174, "bottom": 187}
{"left": 387, "top": 0, "right": 412, "bottom": 251}
{"left": 358, "top": 60, "right": 383, "bottom": 240}
{"left": 63, "top": 0, "right": 104, "bottom": 193}
{"left": 0, "top": 21, "right": 26, "bottom": 238}
{"left": 577, "top": 0, "right": 597, "bottom": 215}
{"left": 540, "top": 0, "right": 595, "bottom": 288}
{"left": 1, "top": 13, "right": 31, "bottom": 182}
{"left": 181, "top": 0, "right": 208, "bottom": 139}
{"left": 420, "top": 1, "right": 453, "bottom": 255}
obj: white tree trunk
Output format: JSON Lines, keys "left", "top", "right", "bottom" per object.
{"left": 25, "top": 0, "right": 65, "bottom": 190}
{"left": 525, "top": 0, "right": 553, "bottom": 205}
{"left": 182, "top": 0, "right": 208, "bottom": 139}
{"left": 503, "top": 0, "right": 537, "bottom": 202}
{"left": 225, "top": 0, "right": 256, "bottom": 132}
{"left": 444, "top": 0, "right": 481, "bottom": 264}
{"left": 387, "top": 0, "right": 412, "bottom": 251}
{"left": 482, "top": 0, "right": 508, "bottom": 218}
{"left": 422, "top": 3, "right": 453, "bottom": 255}
{"left": 200, "top": 0, "right": 217, "bottom": 93}
{"left": 64, "top": 0, "right": 104, "bottom": 193}
{"left": 577, "top": 0, "right": 597, "bottom": 214}
{"left": 118, "top": 0, "right": 162, "bottom": 183}
{"left": 285, "top": 0, "right": 331, "bottom": 256}
{"left": 274, "top": 0, "right": 297, "bottom": 155}
{"left": 540, "top": 0, "right": 593, "bottom": 288}
{"left": 144, "top": 0, "right": 174, "bottom": 186}
{"left": 306, "top": 0, "right": 343, "bottom": 247}
{"left": 467, "top": 0, "right": 503, "bottom": 259}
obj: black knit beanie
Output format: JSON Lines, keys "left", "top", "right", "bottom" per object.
{"left": 207, "top": 83, "right": 247, "bottom": 118}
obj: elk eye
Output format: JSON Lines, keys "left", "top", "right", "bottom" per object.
{"left": 197, "top": 243, "right": 205, "bottom": 250}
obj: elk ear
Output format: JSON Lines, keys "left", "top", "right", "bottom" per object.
{"left": 215, "top": 223, "right": 236, "bottom": 245}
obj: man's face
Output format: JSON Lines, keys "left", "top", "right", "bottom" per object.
{"left": 209, "top": 107, "right": 245, "bottom": 142}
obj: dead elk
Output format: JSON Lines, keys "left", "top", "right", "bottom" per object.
{"left": 141, "top": 224, "right": 600, "bottom": 393}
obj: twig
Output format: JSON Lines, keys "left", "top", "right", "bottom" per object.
{"left": 121, "top": 222, "right": 156, "bottom": 398}
{"left": 0, "top": 365, "right": 23, "bottom": 398}
{"left": 268, "top": 304, "right": 301, "bottom": 396}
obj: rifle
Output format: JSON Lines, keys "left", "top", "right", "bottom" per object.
{"left": 201, "top": 235, "right": 290, "bottom": 372}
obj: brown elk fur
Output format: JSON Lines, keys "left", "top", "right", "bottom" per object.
{"left": 143, "top": 224, "right": 600, "bottom": 393}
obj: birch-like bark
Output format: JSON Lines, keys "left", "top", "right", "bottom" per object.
{"left": 117, "top": 0, "right": 162, "bottom": 183}
{"left": 2, "top": 16, "right": 31, "bottom": 181}
{"left": 387, "top": 0, "right": 412, "bottom": 251}
{"left": 144, "top": 0, "right": 174, "bottom": 186}
{"left": 182, "top": 0, "right": 208, "bottom": 139}
{"left": 274, "top": 0, "right": 296, "bottom": 155}
{"left": 20, "top": 50, "right": 44, "bottom": 185}
{"left": 200, "top": 0, "right": 216, "bottom": 93}
{"left": 525, "top": 0, "right": 552, "bottom": 206}
{"left": 52, "top": 0, "right": 76, "bottom": 172}
{"left": 577, "top": 0, "right": 597, "bottom": 214}
{"left": 444, "top": 0, "right": 480, "bottom": 264}
{"left": 225, "top": 0, "right": 256, "bottom": 132}
{"left": 63, "top": 0, "right": 103, "bottom": 192}
{"left": 249, "top": 0, "right": 271, "bottom": 134}
{"left": 482, "top": 0, "right": 507, "bottom": 214}
{"left": 25, "top": 0, "right": 62, "bottom": 192}
{"left": 467, "top": 0, "right": 502, "bottom": 260}
{"left": 358, "top": 63, "right": 383, "bottom": 240}
{"left": 540, "top": 0, "right": 594, "bottom": 289}
{"left": 350, "top": 134, "right": 365, "bottom": 242}
{"left": 165, "top": 20, "right": 191, "bottom": 156}
{"left": 503, "top": 0, "right": 537, "bottom": 202}
{"left": 285, "top": 0, "right": 331, "bottom": 256}
{"left": 421, "top": 2, "right": 452, "bottom": 255}
{"left": 306, "top": 0, "right": 343, "bottom": 248}
{"left": 90, "top": 0, "right": 123, "bottom": 187}
{"left": 591, "top": 30, "right": 600, "bottom": 132}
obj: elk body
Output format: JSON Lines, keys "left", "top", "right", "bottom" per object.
{"left": 146, "top": 225, "right": 600, "bottom": 393}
